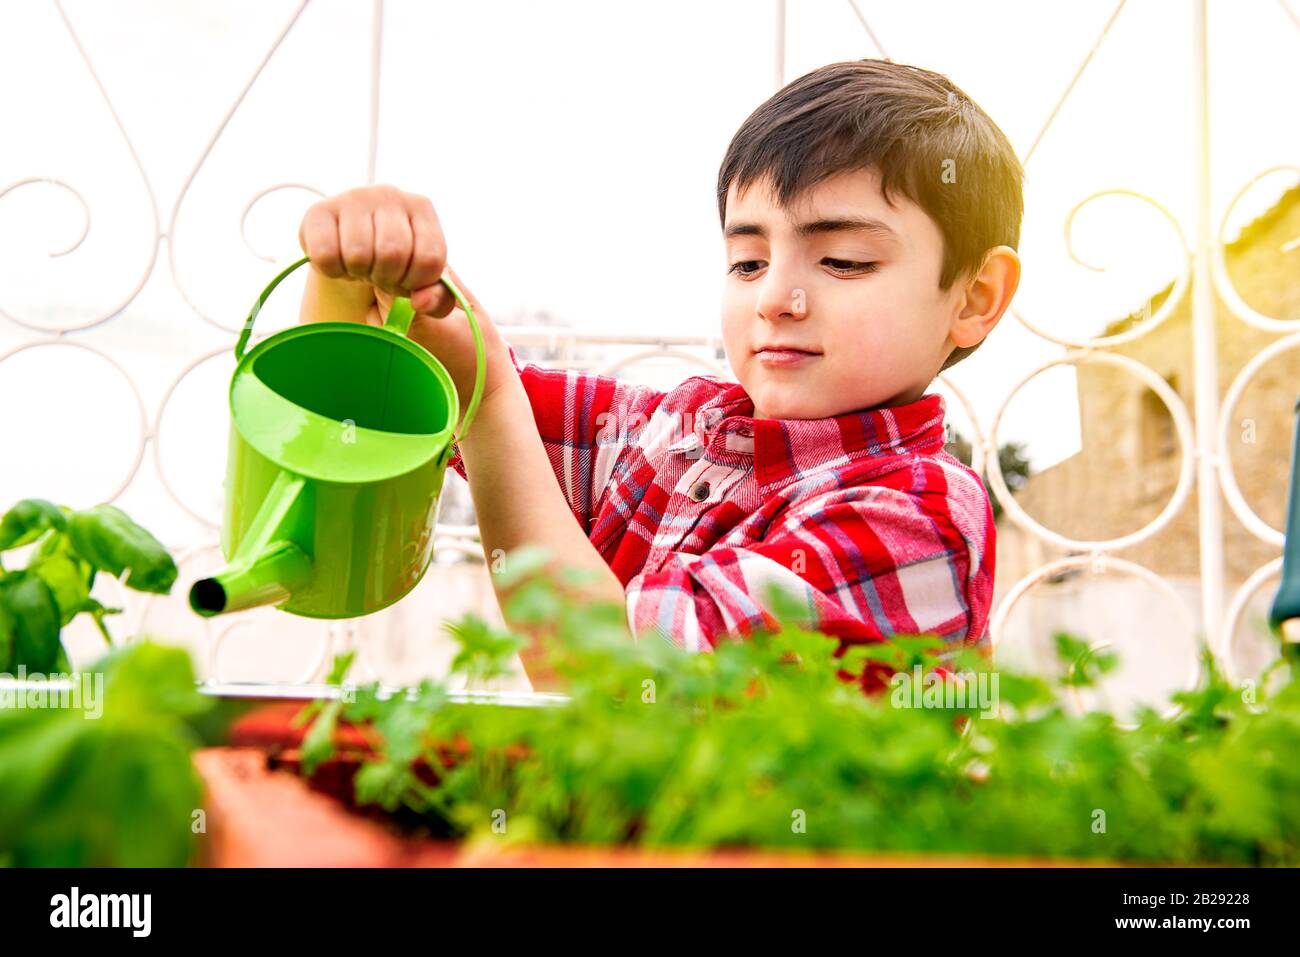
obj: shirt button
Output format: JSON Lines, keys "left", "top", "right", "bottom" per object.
{"left": 689, "top": 481, "right": 711, "bottom": 502}
{"left": 737, "top": 426, "right": 753, "bottom": 438}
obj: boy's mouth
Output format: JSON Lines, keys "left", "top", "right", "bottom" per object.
{"left": 754, "top": 345, "right": 821, "bottom": 367}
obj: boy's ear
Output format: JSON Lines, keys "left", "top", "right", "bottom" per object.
{"left": 950, "top": 245, "right": 1020, "bottom": 350}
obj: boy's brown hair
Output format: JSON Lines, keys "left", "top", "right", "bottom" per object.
{"left": 716, "top": 58, "right": 1024, "bottom": 373}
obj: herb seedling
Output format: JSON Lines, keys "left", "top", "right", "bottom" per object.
{"left": 0, "top": 498, "right": 178, "bottom": 672}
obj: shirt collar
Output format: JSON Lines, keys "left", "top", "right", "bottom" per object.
{"left": 689, "top": 382, "right": 950, "bottom": 492}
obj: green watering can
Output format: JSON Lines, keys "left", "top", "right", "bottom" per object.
{"left": 188, "top": 254, "right": 484, "bottom": 619}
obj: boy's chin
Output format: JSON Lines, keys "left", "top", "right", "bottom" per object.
{"left": 747, "top": 386, "right": 832, "bottom": 421}
{"left": 748, "top": 382, "right": 888, "bottom": 420}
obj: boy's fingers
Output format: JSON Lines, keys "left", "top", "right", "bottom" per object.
{"left": 411, "top": 264, "right": 485, "bottom": 320}
{"left": 338, "top": 204, "right": 376, "bottom": 281}
{"left": 409, "top": 283, "right": 453, "bottom": 317}
{"left": 402, "top": 208, "right": 447, "bottom": 295}
{"left": 371, "top": 205, "right": 414, "bottom": 292}
{"left": 300, "top": 205, "right": 345, "bottom": 279}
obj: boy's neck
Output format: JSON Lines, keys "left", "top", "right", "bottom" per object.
{"left": 752, "top": 384, "right": 929, "bottom": 422}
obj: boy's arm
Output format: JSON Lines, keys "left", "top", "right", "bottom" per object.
{"left": 623, "top": 473, "right": 996, "bottom": 693}
{"left": 447, "top": 349, "right": 669, "bottom": 689}
{"left": 446, "top": 344, "right": 667, "bottom": 530}
{"left": 453, "top": 365, "right": 643, "bottom": 637}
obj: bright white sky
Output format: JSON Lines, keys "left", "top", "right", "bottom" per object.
{"left": 1, "top": 0, "right": 1298, "bottom": 545}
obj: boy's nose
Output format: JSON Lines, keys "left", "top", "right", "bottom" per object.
{"left": 756, "top": 283, "right": 808, "bottom": 323}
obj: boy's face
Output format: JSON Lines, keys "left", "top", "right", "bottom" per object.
{"left": 721, "top": 167, "right": 965, "bottom": 419}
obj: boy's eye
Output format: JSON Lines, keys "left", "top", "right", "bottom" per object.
{"left": 822, "top": 258, "right": 878, "bottom": 274}
{"left": 727, "top": 259, "right": 879, "bottom": 277}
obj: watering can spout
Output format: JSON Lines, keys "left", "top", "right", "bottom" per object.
{"left": 189, "top": 469, "right": 316, "bottom": 618}
{"left": 190, "top": 539, "right": 313, "bottom": 617}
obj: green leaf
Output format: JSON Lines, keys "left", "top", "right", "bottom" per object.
{"left": 26, "top": 533, "right": 92, "bottom": 628}
{"left": 0, "top": 499, "right": 68, "bottom": 551}
{"left": 300, "top": 698, "right": 344, "bottom": 777}
{"left": 503, "top": 577, "right": 566, "bottom": 624}
{"left": 1052, "top": 631, "right": 1091, "bottom": 667}
{"left": 292, "top": 652, "right": 358, "bottom": 731}
{"left": 0, "top": 570, "right": 63, "bottom": 672}
{"left": 78, "top": 596, "right": 122, "bottom": 647}
{"left": 1055, "top": 632, "right": 1119, "bottom": 688}
{"left": 66, "top": 504, "right": 177, "bottom": 594}
{"left": 888, "top": 634, "right": 950, "bottom": 660}
{"left": 325, "top": 650, "right": 357, "bottom": 686}
{"left": 0, "top": 641, "right": 212, "bottom": 866}
{"left": 761, "top": 580, "right": 812, "bottom": 626}
{"left": 446, "top": 615, "right": 525, "bottom": 682}
{"left": 0, "top": 600, "right": 15, "bottom": 672}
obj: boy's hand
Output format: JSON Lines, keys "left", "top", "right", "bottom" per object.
{"left": 299, "top": 184, "right": 458, "bottom": 317}
{"left": 298, "top": 184, "right": 514, "bottom": 410}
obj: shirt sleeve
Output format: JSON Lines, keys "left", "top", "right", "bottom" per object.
{"left": 624, "top": 483, "right": 992, "bottom": 674}
{"left": 445, "top": 343, "right": 668, "bottom": 529}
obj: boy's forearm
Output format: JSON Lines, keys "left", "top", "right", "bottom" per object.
{"left": 299, "top": 267, "right": 375, "bottom": 324}
{"left": 457, "top": 376, "right": 631, "bottom": 625}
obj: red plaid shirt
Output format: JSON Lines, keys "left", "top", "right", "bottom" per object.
{"left": 447, "top": 344, "right": 995, "bottom": 662}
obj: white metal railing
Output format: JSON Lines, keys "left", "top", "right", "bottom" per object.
{"left": 982, "top": 1, "right": 1298, "bottom": 691}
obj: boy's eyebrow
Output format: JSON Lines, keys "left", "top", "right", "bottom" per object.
{"left": 724, "top": 216, "right": 901, "bottom": 243}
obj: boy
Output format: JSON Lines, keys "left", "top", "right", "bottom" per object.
{"left": 297, "top": 58, "right": 1023, "bottom": 690}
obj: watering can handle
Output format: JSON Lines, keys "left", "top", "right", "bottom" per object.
{"left": 235, "top": 254, "right": 487, "bottom": 448}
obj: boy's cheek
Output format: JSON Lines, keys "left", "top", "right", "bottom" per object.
{"left": 718, "top": 326, "right": 751, "bottom": 377}
{"left": 718, "top": 307, "right": 748, "bottom": 344}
